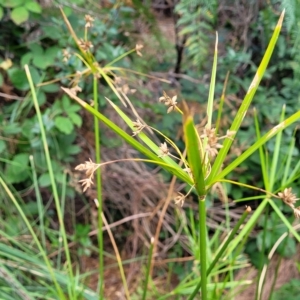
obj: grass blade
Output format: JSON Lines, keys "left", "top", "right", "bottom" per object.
{"left": 208, "top": 11, "right": 285, "bottom": 184}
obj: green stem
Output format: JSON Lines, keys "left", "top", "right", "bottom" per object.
{"left": 25, "top": 65, "right": 73, "bottom": 297}
{"left": 267, "top": 239, "right": 285, "bottom": 300}
{"left": 29, "top": 156, "right": 46, "bottom": 249}
{"left": 142, "top": 237, "right": 154, "bottom": 300}
{"left": 207, "top": 207, "right": 250, "bottom": 276}
{"left": 188, "top": 206, "right": 251, "bottom": 299}
{"left": 93, "top": 76, "right": 104, "bottom": 299}
{"left": 105, "top": 49, "right": 136, "bottom": 67}
{"left": 199, "top": 198, "right": 207, "bottom": 300}
{"left": 255, "top": 205, "right": 269, "bottom": 300}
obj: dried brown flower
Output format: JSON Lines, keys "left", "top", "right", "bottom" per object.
{"left": 69, "top": 85, "right": 82, "bottom": 96}
{"left": 201, "top": 127, "right": 236, "bottom": 158}
{"left": 78, "top": 39, "right": 93, "bottom": 52}
{"left": 158, "top": 142, "right": 169, "bottom": 157}
{"left": 85, "top": 14, "right": 94, "bottom": 28}
{"left": 183, "top": 167, "right": 192, "bottom": 178}
{"left": 117, "top": 84, "right": 136, "bottom": 95}
{"left": 294, "top": 207, "right": 300, "bottom": 219}
{"left": 159, "top": 91, "right": 178, "bottom": 113}
{"left": 278, "top": 188, "right": 300, "bottom": 218}
{"left": 75, "top": 158, "right": 100, "bottom": 192}
{"left": 132, "top": 119, "right": 146, "bottom": 136}
{"left": 174, "top": 192, "right": 185, "bottom": 206}
{"left": 278, "top": 188, "right": 298, "bottom": 206}
{"left": 62, "top": 49, "right": 71, "bottom": 62}
{"left": 135, "top": 44, "right": 144, "bottom": 56}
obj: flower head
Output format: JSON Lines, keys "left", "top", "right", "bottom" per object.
{"left": 201, "top": 127, "right": 236, "bottom": 158}
{"left": 278, "top": 188, "right": 298, "bottom": 206}
{"left": 135, "top": 44, "right": 144, "bottom": 56}
{"left": 174, "top": 192, "right": 185, "bottom": 207}
{"left": 85, "top": 14, "right": 95, "bottom": 28}
{"left": 158, "top": 142, "right": 169, "bottom": 157}
{"left": 62, "top": 49, "right": 71, "bottom": 62}
{"left": 75, "top": 158, "right": 100, "bottom": 192}
{"left": 159, "top": 91, "right": 178, "bottom": 113}
{"left": 132, "top": 119, "right": 146, "bottom": 136}
{"left": 294, "top": 207, "right": 300, "bottom": 219}
{"left": 78, "top": 39, "right": 93, "bottom": 52}
{"left": 278, "top": 188, "right": 300, "bottom": 218}
{"left": 69, "top": 85, "right": 82, "bottom": 96}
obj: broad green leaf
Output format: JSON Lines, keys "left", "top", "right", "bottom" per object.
{"left": 65, "top": 145, "right": 81, "bottom": 155}
{"left": 8, "top": 66, "right": 40, "bottom": 90}
{"left": 33, "top": 55, "right": 48, "bottom": 69}
{"left": 12, "top": 153, "right": 29, "bottom": 172}
{"left": 0, "top": 140, "right": 6, "bottom": 153}
{"left": 21, "top": 52, "right": 33, "bottom": 66}
{"left": 38, "top": 173, "right": 51, "bottom": 187}
{"left": 3, "top": 123, "right": 22, "bottom": 135}
{"left": 37, "top": 91, "right": 46, "bottom": 105}
{"left": 20, "top": 201, "right": 39, "bottom": 215}
{"left": 28, "top": 43, "right": 43, "bottom": 55}
{"left": 62, "top": 94, "right": 71, "bottom": 110}
{"left": 67, "top": 104, "right": 81, "bottom": 113}
{"left": 5, "top": 153, "right": 30, "bottom": 183}
{"left": 54, "top": 116, "right": 74, "bottom": 134}
{"left": 31, "top": 46, "right": 58, "bottom": 69}
{"left": 68, "top": 112, "right": 82, "bottom": 127}
{"left": 4, "top": 0, "right": 23, "bottom": 8}
{"left": 41, "top": 83, "right": 59, "bottom": 93}
{"left": 0, "top": 7, "right": 3, "bottom": 20}
{"left": 45, "top": 46, "right": 59, "bottom": 60}
{"left": 25, "top": 1, "right": 41, "bottom": 13}
{"left": 11, "top": 6, "right": 29, "bottom": 25}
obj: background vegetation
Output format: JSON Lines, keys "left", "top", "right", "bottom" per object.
{"left": 1, "top": 0, "right": 300, "bottom": 299}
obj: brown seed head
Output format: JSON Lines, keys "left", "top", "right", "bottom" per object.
{"left": 85, "top": 14, "right": 95, "bottom": 28}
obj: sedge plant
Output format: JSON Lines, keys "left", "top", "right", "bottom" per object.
{"left": 21, "top": 7, "right": 298, "bottom": 299}
{"left": 57, "top": 8, "right": 300, "bottom": 299}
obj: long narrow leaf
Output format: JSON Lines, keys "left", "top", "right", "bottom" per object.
{"left": 206, "top": 32, "right": 218, "bottom": 129}
{"left": 61, "top": 87, "right": 193, "bottom": 185}
{"left": 209, "top": 109, "right": 300, "bottom": 185}
{"left": 183, "top": 110, "right": 205, "bottom": 196}
{"left": 208, "top": 11, "right": 285, "bottom": 183}
{"left": 106, "top": 98, "right": 188, "bottom": 176}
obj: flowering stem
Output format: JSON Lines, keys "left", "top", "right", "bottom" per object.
{"left": 105, "top": 49, "right": 136, "bottom": 67}
{"left": 189, "top": 206, "right": 251, "bottom": 299}
{"left": 198, "top": 197, "right": 207, "bottom": 300}
{"left": 93, "top": 75, "right": 104, "bottom": 298}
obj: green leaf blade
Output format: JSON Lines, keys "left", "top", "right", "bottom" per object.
{"left": 11, "top": 6, "right": 29, "bottom": 25}
{"left": 183, "top": 112, "right": 206, "bottom": 197}
{"left": 207, "top": 11, "right": 285, "bottom": 185}
{"left": 54, "top": 116, "right": 74, "bottom": 134}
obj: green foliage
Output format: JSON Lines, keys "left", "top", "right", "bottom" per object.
{"left": 272, "top": 279, "right": 300, "bottom": 300}
{"left": 0, "top": 0, "right": 142, "bottom": 198}
{"left": 0, "top": 0, "right": 41, "bottom": 24}
{"left": 2, "top": 1, "right": 300, "bottom": 299}
{"left": 73, "top": 224, "right": 92, "bottom": 256}
{"left": 175, "top": 0, "right": 217, "bottom": 69}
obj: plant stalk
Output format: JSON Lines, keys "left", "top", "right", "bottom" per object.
{"left": 189, "top": 206, "right": 251, "bottom": 299}
{"left": 93, "top": 76, "right": 104, "bottom": 299}
{"left": 199, "top": 197, "right": 207, "bottom": 300}
{"left": 142, "top": 237, "right": 154, "bottom": 300}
